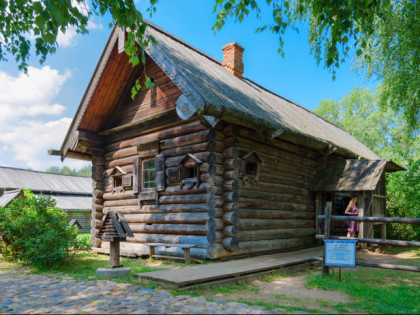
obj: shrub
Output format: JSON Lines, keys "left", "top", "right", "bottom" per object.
{"left": 0, "top": 190, "right": 80, "bottom": 267}
{"left": 386, "top": 158, "right": 420, "bottom": 241}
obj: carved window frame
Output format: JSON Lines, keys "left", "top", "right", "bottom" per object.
{"left": 178, "top": 153, "right": 202, "bottom": 189}
{"left": 240, "top": 151, "right": 263, "bottom": 183}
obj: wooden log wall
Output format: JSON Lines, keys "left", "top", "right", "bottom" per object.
{"left": 91, "top": 155, "right": 105, "bottom": 247}
{"left": 99, "top": 118, "right": 226, "bottom": 257}
{"left": 209, "top": 124, "right": 318, "bottom": 258}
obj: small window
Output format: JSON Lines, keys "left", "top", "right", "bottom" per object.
{"left": 142, "top": 159, "right": 156, "bottom": 189}
{"left": 245, "top": 161, "right": 258, "bottom": 176}
{"left": 114, "top": 176, "right": 122, "bottom": 188}
{"left": 182, "top": 166, "right": 197, "bottom": 179}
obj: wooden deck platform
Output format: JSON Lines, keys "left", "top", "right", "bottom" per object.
{"left": 135, "top": 247, "right": 322, "bottom": 288}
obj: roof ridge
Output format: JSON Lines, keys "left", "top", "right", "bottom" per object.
{"left": 0, "top": 166, "right": 90, "bottom": 178}
{"left": 146, "top": 21, "right": 222, "bottom": 65}
{"left": 146, "top": 21, "right": 348, "bottom": 134}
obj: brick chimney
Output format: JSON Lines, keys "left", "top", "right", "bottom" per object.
{"left": 221, "top": 42, "right": 244, "bottom": 79}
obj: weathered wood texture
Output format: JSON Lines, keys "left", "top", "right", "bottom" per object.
{"left": 218, "top": 124, "right": 317, "bottom": 257}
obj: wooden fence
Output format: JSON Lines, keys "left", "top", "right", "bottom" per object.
{"left": 316, "top": 202, "right": 420, "bottom": 274}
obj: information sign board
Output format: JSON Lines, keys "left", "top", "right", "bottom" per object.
{"left": 324, "top": 239, "right": 357, "bottom": 267}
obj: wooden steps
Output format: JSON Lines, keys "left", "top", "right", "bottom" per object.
{"left": 135, "top": 246, "right": 322, "bottom": 288}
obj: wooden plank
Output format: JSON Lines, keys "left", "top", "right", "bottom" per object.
{"left": 134, "top": 247, "right": 322, "bottom": 286}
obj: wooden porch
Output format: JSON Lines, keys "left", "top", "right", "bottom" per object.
{"left": 134, "top": 246, "right": 322, "bottom": 289}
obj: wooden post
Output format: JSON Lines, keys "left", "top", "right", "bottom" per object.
{"left": 109, "top": 240, "right": 121, "bottom": 268}
{"left": 380, "top": 224, "right": 387, "bottom": 240}
{"left": 322, "top": 201, "right": 332, "bottom": 275}
{"left": 358, "top": 192, "right": 366, "bottom": 248}
{"left": 184, "top": 248, "right": 192, "bottom": 264}
{"left": 315, "top": 192, "right": 322, "bottom": 245}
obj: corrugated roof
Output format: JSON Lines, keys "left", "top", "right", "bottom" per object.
{"left": 0, "top": 189, "right": 22, "bottom": 207}
{"left": 310, "top": 159, "right": 387, "bottom": 192}
{"left": 146, "top": 23, "right": 379, "bottom": 160}
{"left": 0, "top": 167, "right": 92, "bottom": 195}
{"left": 34, "top": 194, "right": 91, "bottom": 211}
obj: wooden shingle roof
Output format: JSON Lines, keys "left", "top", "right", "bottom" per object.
{"left": 58, "top": 23, "right": 382, "bottom": 161}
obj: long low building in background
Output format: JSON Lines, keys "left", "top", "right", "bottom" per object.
{"left": 0, "top": 166, "right": 92, "bottom": 233}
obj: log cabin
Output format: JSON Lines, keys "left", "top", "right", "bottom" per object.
{"left": 51, "top": 23, "right": 403, "bottom": 259}
{"left": 0, "top": 166, "right": 92, "bottom": 232}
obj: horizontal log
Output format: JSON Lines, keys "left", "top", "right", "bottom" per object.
{"left": 257, "top": 151, "right": 315, "bottom": 175}
{"left": 127, "top": 234, "right": 210, "bottom": 246}
{"left": 259, "top": 164, "right": 307, "bottom": 181}
{"left": 159, "top": 186, "right": 207, "bottom": 196}
{"left": 223, "top": 128, "right": 318, "bottom": 164}
{"left": 123, "top": 212, "right": 210, "bottom": 224}
{"left": 223, "top": 225, "right": 238, "bottom": 237}
{"left": 313, "top": 257, "right": 420, "bottom": 272}
{"left": 239, "top": 181, "right": 309, "bottom": 197}
{"left": 159, "top": 194, "right": 207, "bottom": 204}
{"left": 103, "top": 198, "right": 139, "bottom": 207}
{"left": 239, "top": 209, "right": 314, "bottom": 220}
{"left": 222, "top": 211, "right": 239, "bottom": 225}
{"left": 159, "top": 129, "right": 216, "bottom": 150}
{"left": 238, "top": 228, "right": 315, "bottom": 242}
{"left": 258, "top": 172, "right": 303, "bottom": 188}
{"left": 105, "top": 120, "right": 208, "bottom": 152}
{"left": 222, "top": 237, "right": 239, "bottom": 251}
{"left": 318, "top": 215, "right": 420, "bottom": 224}
{"left": 223, "top": 158, "right": 241, "bottom": 170}
{"left": 160, "top": 141, "right": 224, "bottom": 157}
{"left": 239, "top": 198, "right": 311, "bottom": 211}
{"left": 103, "top": 206, "right": 141, "bottom": 214}
{"left": 315, "top": 235, "right": 420, "bottom": 247}
{"left": 222, "top": 147, "right": 239, "bottom": 159}
{"left": 238, "top": 237, "right": 315, "bottom": 252}
{"left": 104, "top": 146, "right": 138, "bottom": 161}
{"left": 239, "top": 218, "right": 314, "bottom": 230}
{"left": 103, "top": 191, "right": 137, "bottom": 201}
{"left": 105, "top": 155, "right": 136, "bottom": 169}
{"left": 94, "top": 219, "right": 102, "bottom": 229}
{"left": 128, "top": 223, "right": 208, "bottom": 235}
{"left": 200, "top": 174, "right": 224, "bottom": 186}
{"left": 238, "top": 189, "right": 312, "bottom": 204}
{"left": 224, "top": 170, "right": 239, "bottom": 180}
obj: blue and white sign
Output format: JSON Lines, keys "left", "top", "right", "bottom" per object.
{"left": 324, "top": 239, "right": 357, "bottom": 267}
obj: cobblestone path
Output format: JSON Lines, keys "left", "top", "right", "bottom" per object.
{"left": 0, "top": 263, "right": 276, "bottom": 314}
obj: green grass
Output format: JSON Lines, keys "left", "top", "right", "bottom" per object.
{"left": 233, "top": 299, "right": 325, "bottom": 313}
{"left": 305, "top": 262, "right": 420, "bottom": 314}
{"left": 29, "top": 251, "right": 168, "bottom": 282}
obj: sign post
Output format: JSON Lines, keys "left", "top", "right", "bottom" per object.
{"left": 324, "top": 239, "right": 357, "bottom": 280}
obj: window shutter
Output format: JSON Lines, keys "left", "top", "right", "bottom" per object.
{"left": 122, "top": 174, "right": 132, "bottom": 187}
{"left": 155, "top": 154, "right": 165, "bottom": 192}
{"left": 133, "top": 157, "right": 139, "bottom": 194}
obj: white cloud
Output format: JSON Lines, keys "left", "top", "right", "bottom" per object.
{"left": 0, "top": 66, "right": 89, "bottom": 171}
{"left": 57, "top": 26, "right": 78, "bottom": 47}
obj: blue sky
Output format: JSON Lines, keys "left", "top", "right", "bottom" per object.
{"left": 0, "top": 0, "right": 377, "bottom": 172}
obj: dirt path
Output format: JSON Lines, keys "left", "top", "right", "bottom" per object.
{"left": 203, "top": 248, "right": 419, "bottom": 313}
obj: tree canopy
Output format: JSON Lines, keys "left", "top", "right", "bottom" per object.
{"left": 1, "top": 0, "right": 418, "bottom": 130}
{"left": 314, "top": 87, "right": 419, "bottom": 241}
{"left": 46, "top": 165, "right": 91, "bottom": 177}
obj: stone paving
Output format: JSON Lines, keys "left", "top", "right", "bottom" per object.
{"left": 0, "top": 263, "right": 286, "bottom": 314}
